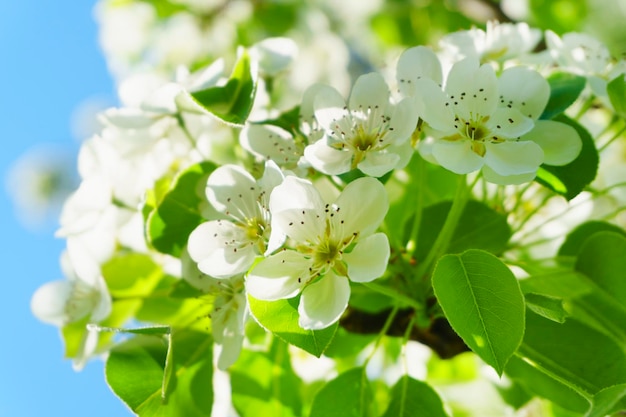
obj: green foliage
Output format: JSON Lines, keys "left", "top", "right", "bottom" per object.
{"left": 529, "top": 0, "right": 587, "bottom": 34}
{"left": 586, "top": 384, "right": 626, "bottom": 417}
{"left": 248, "top": 295, "right": 337, "bottom": 357}
{"left": 536, "top": 115, "right": 599, "bottom": 200}
{"left": 382, "top": 376, "right": 449, "bottom": 417}
{"left": 309, "top": 367, "right": 372, "bottom": 417}
{"left": 608, "top": 74, "right": 626, "bottom": 118}
{"left": 415, "top": 199, "right": 511, "bottom": 261}
{"left": 106, "top": 329, "right": 213, "bottom": 416}
{"left": 541, "top": 72, "right": 587, "bottom": 120}
{"left": 230, "top": 340, "right": 303, "bottom": 417}
{"left": 190, "top": 50, "right": 258, "bottom": 126}
{"left": 432, "top": 250, "right": 525, "bottom": 375}
{"left": 146, "top": 161, "right": 217, "bottom": 257}
{"left": 524, "top": 293, "right": 568, "bottom": 323}
{"left": 558, "top": 220, "right": 626, "bottom": 258}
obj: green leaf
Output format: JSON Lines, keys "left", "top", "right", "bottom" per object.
{"left": 541, "top": 72, "right": 587, "bottom": 120}
{"left": 230, "top": 341, "right": 303, "bottom": 417}
{"left": 415, "top": 200, "right": 511, "bottom": 261}
{"left": 247, "top": 295, "right": 337, "bottom": 357}
{"left": 253, "top": 106, "right": 301, "bottom": 133}
{"left": 102, "top": 253, "right": 162, "bottom": 298}
{"left": 105, "top": 329, "right": 213, "bottom": 417}
{"left": 382, "top": 376, "right": 449, "bottom": 417}
{"left": 518, "top": 270, "right": 592, "bottom": 300}
{"left": 147, "top": 161, "right": 217, "bottom": 257}
{"left": 535, "top": 115, "right": 598, "bottom": 200}
{"left": 189, "top": 49, "right": 258, "bottom": 126}
{"left": 519, "top": 310, "right": 626, "bottom": 397}
{"left": 607, "top": 74, "right": 626, "bottom": 118}
{"left": 309, "top": 367, "right": 372, "bottom": 417}
{"left": 558, "top": 221, "right": 626, "bottom": 258}
{"left": 88, "top": 324, "right": 171, "bottom": 336}
{"left": 432, "top": 249, "right": 525, "bottom": 375}
{"left": 505, "top": 355, "right": 589, "bottom": 413}
{"left": 585, "top": 384, "right": 626, "bottom": 417}
{"left": 575, "top": 232, "right": 626, "bottom": 308}
{"left": 524, "top": 293, "right": 568, "bottom": 323}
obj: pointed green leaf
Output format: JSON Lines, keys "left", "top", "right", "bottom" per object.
{"left": 586, "top": 384, "right": 626, "bottom": 417}
{"left": 190, "top": 49, "right": 258, "bottom": 126}
{"left": 524, "top": 293, "right": 568, "bottom": 323}
{"left": 105, "top": 329, "right": 213, "bottom": 417}
{"left": 540, "top": 72, "right": 586, "bottom": 120}
{"left": 432, "top": 249, "right": 525, "bottom": 375}
{"left": 536, "top": 115, "right": 598, "bottom": 200}
{"left": 147, "top": 161, "right": 217, "bottom": 257}
{"left": 309, "top": 367, "right": 372, "bottom": 417}
{"left": 247, "top": 295, "right": 337, "bottom": 357}
{"left": 230, "top": 341, "right": 303, "bottom": 417}
{"left": 382, "top": 376, "right": 449, "bottom": 417}
{"left": 607, "top": 74, "right": 626, "bottom": 119}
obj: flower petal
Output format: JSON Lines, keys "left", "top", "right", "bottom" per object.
{"left": 445, "top": 58, "right": 498, "bottom": 120}
{"left": 357, "top": 150, "right": 401, "bottom": 177}
{"left": 349, "top": 72, "right": 390, "bottom": 112}
{"left": 484, "top": 141, "right": 544, "bottom": 176}
{"left": 396, "top": 46, "right": 443, "bottom": 98}
{"left": 482, "top": 165, "right": 537, "bottom": 185}
{"left": 313, "top": 86, "right": 348, "bottom": 132}
{"left": 240, "top": 124, "right": 300, "bottom": 165}
{"left": 333, "top": 177, "right": 388, "bottom": 238}
{"left": 31, "top": 280, "right": 74, "bottom": 326}
{"left": 344, "top": 233, "right": 390, "bottom": 283}
{"left": 207, "top": 165, "right": 260, "bottom": 222}
{"left": 270, "top": 176, "right": 326, "bottom": 242}
{"left": 486, "top": 107, "right": 534, "bottom": 138}
{"left": 298, "top": 271, "right": 350, "bottom": 330}
{"left": 498, "top": 66, "right": 550, "bottom": 120}
{"left": 413, "top": 78, "right": 456, "bottom": 133}
{"left": 432, "top": 139, "right": 484, "bottom": 174}
{"left": 246, "top": 250, "right": 310, "bottom": 300}
{"left": 304, "top": 138, "right": 353, "bottom": 175}
{"left": 188, "top": 220, "right": 256, "bottom": 279}
{"left": 386, "top": 98, "right": 419, "bottom": 144}
{"left": 521, "top": 120, "right": 582, "bottom": 166}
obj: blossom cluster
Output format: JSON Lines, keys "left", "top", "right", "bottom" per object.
{"left": 31, "top": 17, "right": 625, "bottom": 381}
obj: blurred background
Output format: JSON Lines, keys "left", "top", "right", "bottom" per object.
{"left": 2, "top": 0, "right": 626, "bottom": 416}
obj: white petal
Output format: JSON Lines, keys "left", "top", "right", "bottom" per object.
{"left": 301, "top": 84, "right": 338, "bottom": 126}
{"left": 386, "top": 98, "right": 419, "bottom": 144}
{"left": 484, "top": 141, "right": 544, "bottom": 176}
{"left": 486, "top": 107, "right": 534, "bottom": 138}
{"left": 207, "top": 165, "right": 260, "bottom": 222}
{"left": 349, "top": 72, "right": 390, "bottom": 112}
{"left": 304, "top": 139, "right": 353, "bottom": 175}
{"left": 298, "top": 271, "right": 350, "bottom": 330}
{"left": 396, "top": 46, "right": 443, "bottom": 97}
{"left": 482, "top": 165, "right": 537, "bottom": 185}
{"left": 333, "top": 177, "right": 388, "bottom": 238}
{"left": 314, "top": 86, "right": 348, "bottom": 132}
{"left": 91, "top": 275, "right": 113, "bottom": 322}
{"left": 498, "top": 67, "right": 550, "bottom": 120}
{"left": 344, "top": 233, "right": 390, "bottom": 283}
{"left": 188, "top": 221, "right": 256, "bottom": 279}
{"left": 31, "top": 281, "right": 73, "bottom": 326}
{"left": 270, "top": 176, "right": 326, "bottom": 242}
{"left": 521, "top": 120, "right": 582, "bottom": 166}
{"left": 239, "top": 124, "right": 300, "bottom": 165}
{"left": 250, "top": 37, "right": 298, "bottom": 76}
{"left": 432, "top": 139, "right": 484, "bottom": 174}
{"left": 357, "top": 150, "right": 401, "bottom": 177}
{"left": 246, "top": 250, "right": 311, "bottom": 300}
{"left": 413, "top": 79, "right": 456, "bottom": 133}
{"left": 445, "top": 58, "right": 498, "bottom": 120}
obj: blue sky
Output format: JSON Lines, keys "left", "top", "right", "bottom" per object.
{"left": 0, "top": 2, "right": 132, "bottom": 415}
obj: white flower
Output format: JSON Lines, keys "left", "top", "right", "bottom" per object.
{"left": 411, "top": 58, "right": 581, "bottom": 184}
{"left": 31, "top": 249, "right": 111, "bottom": 327}
{"left": 250, "top": 37, "right": 298, "bottom": 76}
{"left": 246, "top": 176, "right": 390, "bottom": 330}
{"left": 187, "top": 161, "right": 284, "bottom": 279}
{"left": 182, "top": 251, "right": 248, "bottom": 370}
{"left": 304, "top": 72, "right": 418, "bottom": 177}
{"left": 439, "top": 21, "right": 542, "bottom": 64}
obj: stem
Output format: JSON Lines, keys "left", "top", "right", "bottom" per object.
{"left": 406, "top": 156, "right": 426, "bottom": 255}
{"left": 361, "top": 281, "right": 424, "bottom": 311}
{"left": 416, "top": 174, "right": 471, "bottom": 280}
{"left": 574, "top": 95, "right": 596, "bottom": 120}
{"left": 598, "top": 121, "right": 626, "bottom": 152}
{"left": 362, "top": 306, "right": 399, "bottom": 367}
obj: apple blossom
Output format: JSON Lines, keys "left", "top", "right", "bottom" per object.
{"left": 246, "top": 176, "right": 390, "bottom": 330}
